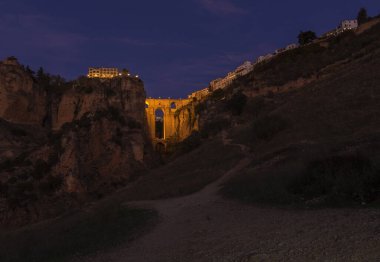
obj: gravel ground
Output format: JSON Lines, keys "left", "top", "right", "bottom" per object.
{"left": 75, "top": 136, "right": 380, "bottom": 262}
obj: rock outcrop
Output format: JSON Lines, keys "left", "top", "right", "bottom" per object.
{"left": 0, "top": 57, "right": 153, "bottom": 225}
{"left": 0, "top": 57, "right": 46, "bottom": 125}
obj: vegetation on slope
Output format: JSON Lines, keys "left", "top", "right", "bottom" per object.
{"left": 0, "top": 203, "right": 157, "bottom": 262}
{"left": 238, "top": 20, "right": 380, "bottom": 89}
{"left": 215, "top": 19, "right": 380, "bottom": 207}
{"left": 123, "top": 140, "right": 243, "bottom": 201}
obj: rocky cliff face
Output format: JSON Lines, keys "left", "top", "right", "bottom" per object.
{"left": 0, "top": 57, "right": 153, "bottom": 225}
{"left": 0, "top": 57, "right": 46, "bottom": 125}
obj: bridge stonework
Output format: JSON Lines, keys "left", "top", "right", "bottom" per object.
{"left": 145, "top": 98, "right": 197, "bottom": 150}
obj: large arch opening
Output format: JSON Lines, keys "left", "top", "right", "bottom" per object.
{"left": 155, "top": 108, "right": 164, "bottom": 139}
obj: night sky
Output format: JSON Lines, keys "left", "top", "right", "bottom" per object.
{"left": 1, "top": 0, "right": 380, "bottom": 98}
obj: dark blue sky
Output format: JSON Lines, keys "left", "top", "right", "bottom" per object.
{"left": 1, "top": 0, "right": 380, "bottom": 98}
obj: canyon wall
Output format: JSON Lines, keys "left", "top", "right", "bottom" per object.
{"left": 0, "top": 57, "right": 153, "bottom": 225}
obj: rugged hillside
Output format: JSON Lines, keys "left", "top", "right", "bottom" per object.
{"left": 195, "top": 19, "right": 380, "bottom": 206}
{"left": 0, "top": 58, "right": 154, "bottom": 226}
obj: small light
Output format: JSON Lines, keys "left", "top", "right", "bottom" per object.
{"left": 135, "top": 75, "right": 139, "bottom": 78}
{"left": 128, "top": 73, "right": 131, "bottom": 76}
{"left": 118, "top": 73, "right": 122, "bottom": 76}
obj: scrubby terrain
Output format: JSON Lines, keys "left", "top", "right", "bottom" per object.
{"left": 218, "top": 19, "right": 380, "bottom": 208}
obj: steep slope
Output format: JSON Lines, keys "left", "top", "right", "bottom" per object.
{"left": 195, "top": 20, "right": 380, "bottom": 206}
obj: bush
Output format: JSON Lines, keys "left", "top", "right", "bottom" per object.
{"left": 11, "top": 128, "right": 28, "bottom": 137}
{"left": 195, "top": 102, "right": 207, "bottom": 115}
{"left": 82, "top": 86, "right": 94, "bottom": 94}
{"left": 178, "top": 131, "right": 202, "bottom": 153}
{"left": 210, "top": 88, "right": 225, "bottom": 100}
{"left": 94, "top": 107, "right": 126, "bottom": 126}
{"left": 0, "top": 205, "right": 157, "bottom": 262}
{"left": 126, "top": 118, "right": 142, "bottom": 129}
{"left": 38, "top": 175, "right": 63, "bottom": 195}
{"left": 289, "top": 155, "right": 380, "bottom": 205}
{"left": 222, "top": 154, "right": 380, "bottom": 207}
{"left": 225, "top": 91, "right": 247, "bottom": 115}
{"left": 32, "top": 159, "right": 50, "bottom": 180}
{"left": 250, "top": 115, "right": 289, "bottom": 141}
{"left": 244, "top": 97, "right": 267, "bottom": 118}
{"left": 105, "top": 87, "right": 117, "bottom": 97}
{"left": 200, "top": 117, "right": 231, "bottom": 138}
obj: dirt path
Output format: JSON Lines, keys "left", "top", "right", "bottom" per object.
{"left": 76, "top": 136, "right": 380, "bottom": 262}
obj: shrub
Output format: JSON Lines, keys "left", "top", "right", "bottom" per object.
{"left": 107, "top": 107, "right": 126, "bottom": 125}
{"left": 225, "top": 91, "right": 247, "bottom": 115}
{"left": 250, "top": 115, "right": 289, "bottom": 141}
{"left": 195, "top": 102, "right": 207, "bottom": 115}
{"left": 200, "top": 117, "right": 231, "bottom": 138}
{"left": 32, "top": 159, "right": 50, "bottom": 180}
{"left": 105, "top": 88, "right": 117, "bottom": 97}
{"left": 289, "top": 155, "right": 380, "bottom": 205}
{"left": 178, "top": 131, "right": 202, "bottom": 153}
{"left": 222, "top": 154, "right": 380, "bottom": 207}
{"left": 210, "top": 88, "right": 225, "bottom": 100}
{"left": 126, "top": 118, "right": 142, "bottom": 129}
{"left": 38, "top": 175, "right": 63, "bottom": 195}
{"left": 244, "top": 97, "right": 267, "bottom": 118}
{"left": 94, "top": 107, "right": 126, "bottom": 126}
{"left": 11, "top": 128, "right": 28, "bottom": 137}
{"left": 83, "top": 86, "right": 93, "bottom": 94}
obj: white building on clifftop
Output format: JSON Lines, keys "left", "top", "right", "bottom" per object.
{"left": 210, "top": 61, "right": 253, "bottom": 91}
{"left": 339, "top": 20, "right": 358, "bottom": 30}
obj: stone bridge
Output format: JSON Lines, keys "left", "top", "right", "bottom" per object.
{"left": 145, "top": 98, "right": 196, "bottom": 151}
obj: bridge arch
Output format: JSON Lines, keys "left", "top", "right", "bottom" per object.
{"left": 155, "top": 108, "right": 164, "bottom": 139}
{"left": 145, "top": 98, "right": 194, "bottom": 149}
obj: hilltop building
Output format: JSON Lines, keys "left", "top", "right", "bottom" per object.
{"left": 322, "top": 19, "right": 358, "bottom": 38}
{"left": 210, "top": 61, "right": 253, "bottom": 91}
{"left": 188, "top": 87, "right": 210, "bottom": 100}
{"left": 88, "top": 67, "right": 120, "bottom": 78}
{"left": 87, "top": 67, "right": 139, "bottom": 79}
{"left": 257, "top": 53, "right": 274, "bottom": 63}
{"left": 339, "top": 20, "right": 358, "bottom": 31}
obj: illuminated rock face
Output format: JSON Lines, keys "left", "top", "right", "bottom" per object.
{"left": 0, "top": 58, "right": 152, "bottom": 197}
{"left": 52, "top": 77, "right": 146, "bottom": 130}
{"left": 145, "top": 98, "right": 198, "bottom": 149}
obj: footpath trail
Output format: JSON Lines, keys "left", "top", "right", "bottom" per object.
{"left": 77, "top": 134, "right": 380, "bottom": 262}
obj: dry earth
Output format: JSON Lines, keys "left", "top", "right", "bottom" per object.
{"left": 74, "top": 136, "right": 380, "bottom": 262}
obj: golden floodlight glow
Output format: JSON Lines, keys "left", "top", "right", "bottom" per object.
{"left": 88, "top": 67, "right": 119, "bottom": 78}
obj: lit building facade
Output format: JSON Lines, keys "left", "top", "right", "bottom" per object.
{"left": 339, "top": 20, "right": 358, "bottom": 30}
{"left": 88, "top": 67, "right": 120, "bottom": 78}
{"left": 209, "top": 61, "right": 253, "bottom": 91}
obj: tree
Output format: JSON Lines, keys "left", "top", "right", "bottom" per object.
{"left": 357, "top": 8, "right": 368, "bottom": 25}
{"left": 298, "top": 31, "right": 317, "bottom": 45}
{"left": 36, "top": 67, "right": 45, "bottom": 80}
{"left": 36, "top": 67, "right": 51, "bottom": 90}
{"left": 25, "top": 66, "right": 35, "bottom": 76}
